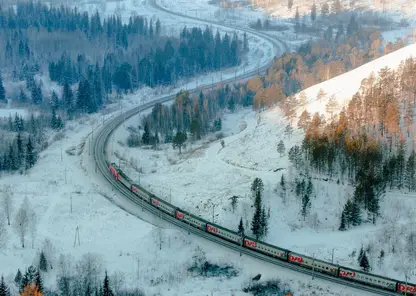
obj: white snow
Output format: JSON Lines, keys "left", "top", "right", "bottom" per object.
{"left": 1, "top": 0, "right": 414, "bottom": 295}
{"left": 112, "top": 41, "right": 416, "bottom": 288}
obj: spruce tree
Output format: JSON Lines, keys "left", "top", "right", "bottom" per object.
{"left": 34, "top": 270, "right": 43, "bottom": 293}
{"left": 16, "top": 132, "right": 23, "bottom": 169}
{"left": 280, "top": 174, "right": 286, "bottom": 202}
{"left": 39, "top": 251, "right": 48, "bottom": 272}
{"left": 0, "top": 275, "right": 10, "bottom": 296}
{"left": 360, "top": 251, "right": 370, "bottom": 271}
{"left": 301, "top": 193, "right": 311, "bottom": 220}
{"left": 251, "top": 191, "right": 262, "bottom": 240}
{"left": 0, "top": 73, "right": 5, "bottom": 102}
{"left": 142, "top": 122, "right": 150, "bottom": 145}
{"left": 25, "top": 136, "right": 35, "bottom": 170}
{"left": 261, "top": 207, "right": 268, "bottom": 238}
{"left": 14, "top": 269, "right": 22, "bottom": 286}
{"left": 103, "top": 271, "right": 114, "bottom": 296}
{"left": 238, "top": 217, "right": 244, "bottom": 235}
{"left": 251, "top": 178, "right": 264, "bottom": 200}
{"left": 339, "top": 210, "right": 346, "bottom": 231}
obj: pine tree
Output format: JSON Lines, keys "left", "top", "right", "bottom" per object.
{"left": 306, "top": 179, "right": 313, "bottom": 197}
{"left": 251, "top": 178, "right": 264, "bottom": 200}
{"left": 301, "top": 193, "right": 311, "bottom": 220}
{"left": 238, "top": 217, "right": 244, "bottom": 235}
{"left": 0, "top": 72, "right": 6, "bottom": 102}
{"left": 251, "top": 190, "right": 262, "bottom": 240}
{"left": 277, "top": 140, "right": 285, "bottom": 157}
{"left": 25, "top": 136, "right": 35, "bottom": 170}
{"left": 51, "top": 108, "right": 57, "bottom": 130}
{"left": 360, "top": 251, "right": 370, "bottom": 271}
{"left": 142, "top": 122, "right": 150, "bottom": 145}
{"left": 0, "top": 275, "right": 11, "bottom": 296}
{"left": 103, "top": 271, "right": 114, "bottom": 296}
{"left": 34, "top": 270, "right": 43, "bottom": 294}
{"left": 14, "top": 269, "right": 22, "bottom": 286}
{"left": 339, "top": 210, "right": 346, "bottom": 231}
{"left": 261, "top": 207, "right": 268, "bottom": 238}
{"left": 39, "top": 252, "right": 48, "bottom": 272}
{"left": 16, "top": 132, "right": 23, "bottom": 169}
{"left": 311, "top": 1, "right": 317, "bottom": 22}
{"left": 280, "top": 174, "right": 286, "bottom": 202}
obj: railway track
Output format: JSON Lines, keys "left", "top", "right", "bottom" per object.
{"left": 93, "top": 4, "right": 393, "bottom": 295}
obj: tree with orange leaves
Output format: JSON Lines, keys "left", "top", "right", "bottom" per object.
{"left": 20, "top": 283, "right": 42, "bottom": 296}
{"left": 247, "top": 77, "right": 263, "bottom": 93}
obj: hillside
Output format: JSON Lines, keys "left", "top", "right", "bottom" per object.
{"left": 114, "top": 42, "right": 416, "bottom": 285}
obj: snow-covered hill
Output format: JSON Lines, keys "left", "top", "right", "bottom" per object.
{"left": 113, "top": 42, "right": 416, "bottom": 287}
{"left": 294, "top": 43, "right": 416, "bottom": 119}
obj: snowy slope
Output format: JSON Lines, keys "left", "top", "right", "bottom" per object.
{"left": 293, "top": 43, "right": 416, "bottom": 119}
{"left": 113, "top": 42, "right": 416, "bottom": 286}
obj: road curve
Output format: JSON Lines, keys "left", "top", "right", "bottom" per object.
{"left": 92, "top": 4, "right": 394, "bottom": 296}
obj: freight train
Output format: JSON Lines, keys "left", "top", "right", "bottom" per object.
{"left": 108, "top": 162, "right": 415, "bottom": 295}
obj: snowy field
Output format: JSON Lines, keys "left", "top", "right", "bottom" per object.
{"left": 112, "top": 42, "right": 416, "bottom": 286}
{"left": 0, "top": 81, "right": 378, "bottom": 296}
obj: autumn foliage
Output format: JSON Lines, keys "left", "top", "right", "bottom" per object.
{"left": 20, "top": 283, "right": 42, "bottom": 296}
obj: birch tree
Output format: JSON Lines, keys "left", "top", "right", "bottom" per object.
{"left": 28, "top": 209, "right": 37, "bottom": 249}
{"left": 1, "top": 185, "right": 13, "bottom": 225}
{"left": 0, "top": 220, "right": 7, "bottom": 250}
{"left": 14, "top": 198, "right": 30, "bottom": 248}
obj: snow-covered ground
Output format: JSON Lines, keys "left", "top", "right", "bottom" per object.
{"left": 0, "top": 83, "right": 377, "bottom": 296}
{"left": 112, "top": 42, "right": 416, "bottom": 286}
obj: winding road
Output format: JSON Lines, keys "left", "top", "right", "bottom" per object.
{"left": 93, "top": 2, "right": 394, "bottom": 295}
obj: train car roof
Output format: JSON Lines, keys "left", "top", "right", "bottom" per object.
{"left": 244, "top": 235, "right": 290, "bottom": 252}
{"left": 207, "top": 221, "right": 240, "bottom": 236}
{"left": 131, "top": 183, "right": 152, "bottom": 196}
{"left": 151, "top": 194, "right": 180, "bottom": 210}
{"left": 339, "top": 265, "right": 399, "bottom": 283}
{"left": 177, "top": 207, "right": 209, "bottom": 224}
{"left": 289, "top": 251, "right": 339, "bottom": 266}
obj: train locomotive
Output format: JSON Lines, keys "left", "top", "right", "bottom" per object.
{"left": 108, "top": 162, "right": 416, "bottom": 295}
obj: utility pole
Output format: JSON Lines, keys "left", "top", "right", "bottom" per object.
{"left": 64, "top": 166, "right": 67, "bottom": 184}
{"left": 332, "top": 248, "right": 334, "bottom": 263}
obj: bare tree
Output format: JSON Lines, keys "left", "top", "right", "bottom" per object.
{"left": 57, "top": 253, "right": 74, "bottom": 296}
{"left": 28, "top": 209, "right": 37, "bottom": 249}
{"left": 75, "top": 253, "right": 103, "bottom": 292}
{"left": 42, "top": 238, "right": 56, "bottom": 270}
{"left": 0, "top": 219, "right": 7, "bottom": 250}
{"left": 1, "top": 185, "right": 13, "bottom": 225}
{"left": 14, "top": 198, "right": 29, "bottom": 248}
{"left": 110, "top": 271, "right": 125, "bottom": 295}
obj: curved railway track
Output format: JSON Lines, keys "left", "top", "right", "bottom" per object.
{"left": 93, "top": 4, "right": 394, "bottom": 295}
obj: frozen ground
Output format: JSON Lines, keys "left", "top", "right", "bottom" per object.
{"left": 0, "top": 88, "right": 379, "bottom": 296}
{"left": 113, "top": 42, "right": 416, "bottom": 285}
